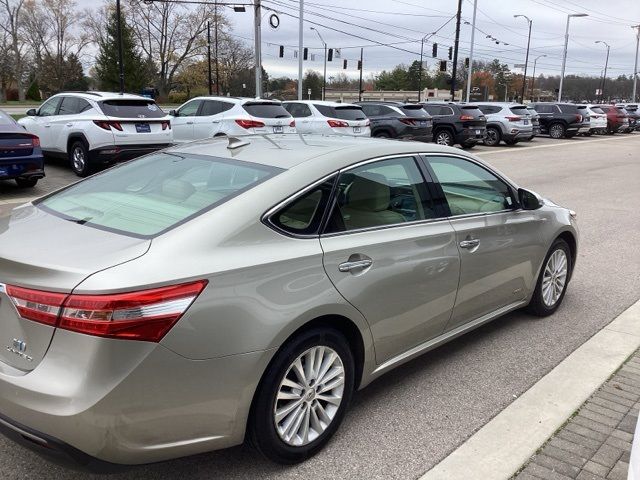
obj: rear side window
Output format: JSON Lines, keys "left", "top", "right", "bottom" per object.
{"left": 38, "top": 153, "right": 281, "bottom": 238}
{"left": 558, "top": 105, "right": 579, "bottom": 114}
{"left": 242, "top": 102, "right": 291, "bottom": 118}
{"left": 99, "top": 100, "right": 165, "bottom": 119}
{"left": 314, "top": 105, "right": 366, "bottom": 120}
{"left": 269, "top": 177, "right": 336, "bottom": 235}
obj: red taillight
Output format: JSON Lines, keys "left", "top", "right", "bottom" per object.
{"left": 30, "top": 135, "right": 40, "bottom": 147}
{"left": 505, "top": 116, "right": 521, "bottom": 122}
{"left": 6, "top": 280, "right": 208, "bottom": 342}
{"left": 289, "top": 120, "right": 296, "bottom": 127}
{"left": 575, "top": 114, "right": 583, "bottom": 123}
{"left": 93, "top": 120, "right": 123, "bottom": 131}
{"left": 327, "top": 119, "right": 349, "bottom": 127}
{"left": 399, "top": 118, "right": 417, "bottom": 126}
{"left": 5, "top": 285, "right": 67, "bottom": 326}
{"left": 459, "top": 114, "right": 474, "bottom": 121}
{"left": 161, "top": 120, "right": 171, "bottom": 130}
{"left": 235, "top": 119, "right": 265, "bottom": 129}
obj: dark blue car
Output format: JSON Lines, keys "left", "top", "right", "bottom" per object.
{"left": 0, "top": 109, "right": 44, "bottom": 188}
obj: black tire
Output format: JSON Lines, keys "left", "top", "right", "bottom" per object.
{"left": 249, "top": 327, "right": 355, "bottom": 464}
{"left": 548, "top": 123, "right": 566, "bottom": 139}
{"left": 373, "top": 131, "right": 391, "bottom": 138}
{"left": 565, "top": 132, "right": 577, "bottom": 139}
{"left": 483, "top": 127, "right": 501, "bottom": 146}
{"left": 68, "top": 140, "right": 93, "bottom": 177}
{"left": 504, "top": 138, "right": 518, "bottom": 146}
{"left": 527, "top": 238, "right": 572, "bottom": 317}
{"left": 15, "top": 177, "right": 38, "bottom": 188}
{"left": 433, "top": 129, "right": 454, "bottom": 146}
{"left": 461, "top": 142, "right": 475, "bottom": 149}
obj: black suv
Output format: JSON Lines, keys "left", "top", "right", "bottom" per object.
{"left": 529, "top": 103, "right": 585, "bottom": 139}
{"left": 421, "top": 103, "right": 486, "bottom": 148}
{"left": 355, "top": 101, "right": 433, "bottom": 142}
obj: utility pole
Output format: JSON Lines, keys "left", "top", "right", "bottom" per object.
{"left": 418, "top": 37, "right": 425, "bottom": 102}
{"left": 595, "top": 41, "right": 610, "bottom": 102}
{"left": 514, "top": 15, "right": 532, "bottom": 101}
{"left": 465, "top": 0, "right": 477, "bottom": 102}
{"left": 215, "top": 2, "right": 220, "bottom": 95}
{"left": 633, "top": 25, "right": 640, "bottom": 102}
{"left": 531, "top": 54, "right": 546, "bottom": 102}
{"left": 358, "top": 48, "right": 363, "bottom": 101}
{"left": 207, "top": 21, "right": 213, "bottom": 95}
{"left": 450, "top": 0, "right": 463, "bottom": 100}
{"left": 311, "top": 27, "right": 327, "bottom": 100}
{"left": 559, "top": 13, "right": 588, "bottom": 101}
{"left": 297, "top": 0, "right": 304, "bottom": 100}
{"left": 254, "top": 0, "right": 263, "bottom": 98}
{"left": 116, "top": 0, "right": 125, "bottom": 94}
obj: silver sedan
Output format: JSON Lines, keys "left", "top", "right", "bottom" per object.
{"left": 0, "top": 134, "right": 578, "bottom": 468}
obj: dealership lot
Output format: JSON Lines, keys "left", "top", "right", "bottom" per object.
{"left": 1, "top": 134, "right": 639, "bottom": 479}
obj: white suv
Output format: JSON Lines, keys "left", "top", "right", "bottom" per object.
{"left": 282, "top": 100, "right": 371, "bottom": 136}
{"left": 169, "top": 97, "right": 296, "bottom": 142}
{"left": 19, "top": 92, "right": 172, "bottom": 176}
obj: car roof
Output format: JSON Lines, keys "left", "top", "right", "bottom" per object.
{"left": 475, "top": 102, "right": 527, "bottom": 107}
{"left": 283, "top": 100, "right": 360, "bottom": 108}
{"left": 188, "top": 96, "right": 281, "bottom": 105}
{"left": 166, "top": 134, "right": 459, "bottom": 170}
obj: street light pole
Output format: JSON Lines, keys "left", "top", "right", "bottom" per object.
{"left": 207, "top": 21, "right": 213, "bottom": 95}
{"left": 254, "top": 0, "right": 263, "bottom": 97}
{"left": 559, "top": 13, "right": 588, "bottom": 102}
{"left": 595, "top": 41, "right": 610, "bottom": 103}
{"left": 531, "top": 54, "right": 546, "bottom": 101}
{"left": 450, "top": 0, "right": 463, "bottom": 100}
{"left": 297, "top": 0, "right": 303, "bottom": 100}
{"left": 310, "top": 27, "right": 326, "bottom": 100}
{"left": 418, "top": 37, "right": 425, "bottom": 102}
{"left": 514, "top": 14, "right": 532, "bottom": 101}
{"left": 465, "top": 0, "right": 478, "bottom": 103}
{"left": 632, "top": 25, "right": 639, "bottom": 102}
{"left": 116, "top": 0, "right": 125, "bottom": 94}
{"left": 215, "top": 1, "right": 220, "bottom": 95}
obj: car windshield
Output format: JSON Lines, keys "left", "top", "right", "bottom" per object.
{"left": 510, "top": 106, "right": 530, "bottom": 116}
{"left": 99, "top": 99, "right": 165, "bottom": 119}
{"left": 460, "top": 105, "right": 484, "bottom": 118}
{"left": 314, "top": 105, "right": 366, "bottom": 120}
{"left": 591, "top": 107, "right": 604, "bottom": 114}
{"left": 38, "top": 153, "right": 280, "bottom": 238}
{"left": 242, "top": 102, "right": 291, "bottom": 118}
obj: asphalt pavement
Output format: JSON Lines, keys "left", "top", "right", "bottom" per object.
{"left": 1, "top": 134, "right": 639, "bottom": 480}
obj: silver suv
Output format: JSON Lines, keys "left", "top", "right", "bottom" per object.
{"left": 476, "top": 103, "right": 534, "bottom": 146}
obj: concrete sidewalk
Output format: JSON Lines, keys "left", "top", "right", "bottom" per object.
{"left": 514, "top": 352, "right": 640, "bottom": 480}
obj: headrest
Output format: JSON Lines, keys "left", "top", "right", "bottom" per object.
{"left": 347, "top": 173, "right": 391, "bottom": 212}
{"left": 161, "top": 179, "right": 196, "bottom": 201}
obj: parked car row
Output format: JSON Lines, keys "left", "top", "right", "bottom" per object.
{"left": 3, "top": 93, "right": 639, "bottom": 184}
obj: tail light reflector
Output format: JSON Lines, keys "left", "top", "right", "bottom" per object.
{"left": 6, "top": 280, "right": 208, "bottom": 342}
{"left": 5, "top": 285, "right": 66, "bottom": 326}
{"left": 505, "top": 116, "right": 521, "bottom": 122}
{"left": 575, "top": 114, "right": 583, "bottom": 123}
{"left": 459, "top": 114, "right": 475, "bottom": 121}
{"left": 289, "top": 120, "right": 296, "bottom": 127}
{"left": 161, "top": 120, "right": 171, "bottom": 130}
{"left": 93, "top": 120, "right": 123, "bottom": 131}
{"left": 399, "top": 118, "right": 417, "bottom": 126}
{"left": 235, "top": 119, "right": 265, "bottom": 129}
{"left": 30, "top": 135, "right": 40, "bottom": 147}
{"left": 327, "top": 119, "right": 349, "bottom": 127}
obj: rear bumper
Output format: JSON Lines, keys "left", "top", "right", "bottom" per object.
{"left": 0, "top": 329, "right": 275, "bottom": 467}
{"left": 0, "top": 155, "right": 45, "bottom": 180}
{"left": 398, "top": 126, "right": 433, "bottom": 142}
{"left": 89, "top": 144, "right": 172, "bottom": 164}
{"left": 457, "top": 127, "right": 486, "bottom": 144}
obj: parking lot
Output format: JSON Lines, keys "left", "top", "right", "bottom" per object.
{"left": 1, "top": 134, "right": 639, "bottom": 479}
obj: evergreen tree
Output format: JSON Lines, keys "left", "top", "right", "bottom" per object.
{"left": 63, "top": 54, "right": 88, "bottom": 91}
{"left": 94, "top": 8, "right": 151, "bottom": 93}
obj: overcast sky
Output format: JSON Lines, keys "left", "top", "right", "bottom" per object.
{"left": 223, "top": 0, "right": 640, "bottom": 80}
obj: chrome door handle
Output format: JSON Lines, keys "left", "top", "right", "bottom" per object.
{"left": 338, "top": 259, "right": 373, "bottom": 272}
{"left": 44, "top": 124, "right": 51, "bottom": 128}
{"left": 66, "top": 123, "right": 73, "bottom": 127}
{"left": 212, "top": 120, "right": 220, "bottom": 123}
{"left": 459, "top": 239, "right": 480, "bottom": 249}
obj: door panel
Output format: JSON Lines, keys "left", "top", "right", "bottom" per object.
{"left": 171, "top": 100, "right": 201, "bottom": 142}
{"left": 321, "top": 223, "right": 460, "bottom": 364}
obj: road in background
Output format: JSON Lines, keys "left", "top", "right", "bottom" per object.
{"left": 1, "top": 135, "right": 639, "bottom": 480}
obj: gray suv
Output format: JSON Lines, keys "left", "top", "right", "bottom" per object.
{"left": 355, "top": 101, "right": 433, "bottom": 142}
{"left": 476, "top": 103, "right": 534, "bottom": 146}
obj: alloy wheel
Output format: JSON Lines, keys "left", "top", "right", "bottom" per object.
{"left": 274, "top": 346, "right": 345, "bottom": 447}
{"left": 72, "top": 146, "right": 86, "bottom": 172}
{"left": 435, "top": 132, "right": 452, "bottom": 145}
{"left": 485, "top": 128, "right": 499, "bottom": 146}
{"left": 541, "top": 249, "right": 568, "bottom": 307}
{"left": 549, "top": 124, "right": 564, "bottom": 139}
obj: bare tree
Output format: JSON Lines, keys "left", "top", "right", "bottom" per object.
{"left": 127, "top": 0, "right": 220, "bottom": 98}
{"left": 0, "top": 29, "right": 14, "bottom": 101}
{"left": 0, "top": 0, "right": 27, "bottom": 100}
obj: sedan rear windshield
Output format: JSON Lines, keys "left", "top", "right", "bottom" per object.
{"left": 314, "top": 105, "right": 366, "bottom": 120}
{"left": 37, "top": 153, "right": 281, "bottom": 238}
{"left": 399, "top": 106, "right": 429, "bottom": 118}
{"left": 242, "top": 102, "right": 291, "bottom": 118}
{"left": 99, "top": 100, "right": 165, "bottom": 119}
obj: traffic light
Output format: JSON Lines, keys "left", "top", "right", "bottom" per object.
{"left": 343, "top": 59, "right": 348, "bottom": 69}
{"left": 464, "top": 57, "right": 469, "bottom": 68}
{"left": 439, "top": 60, "right": 447, "bottom": 72}
{"left": 328, "top": 48, "right": 333, "bottom": 61}
{"left": 303, "top": 48, "right": 308, "bottom": 60}
{"left": 448, "top": 47, "right": 453, "bottom": 60}
{"left": 278, "top": 46, "right": 284, "bottom": 58}
{"left": 432, "top": 43, "right": 438, "bottom": 57}
{"left": 357, "top": 60, "right": 362, "bottom": 70}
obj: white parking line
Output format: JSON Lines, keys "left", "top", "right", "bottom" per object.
{"left": 419, "top": 299, "right": 640, "bottom": 480}
{"left": 476, "top": 134, "right": 640, "bottom": 155}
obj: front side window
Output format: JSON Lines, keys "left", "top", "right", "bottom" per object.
{"left": 325, "top": 156, "right": 435, "bottom": 233}
{"left": 38, "top": 97, "right": 61, "bottom": 116}
{"left": 177, "top": 100, "right": 202, "bottom": 117}
{"left": 38, "top": 153, "right": 281, "bottom": 238}
{"left": 427, "top": 156, "right": 515, "bottom": 216}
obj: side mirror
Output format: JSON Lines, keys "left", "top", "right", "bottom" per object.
{"left": 169, "top": 109, "right": 177, "bottom": 116}
{"left": 518, "top": 188, "right": 543, "bottom": 210}
{"left": 26, "top": 109, "right": 37, "bottom": 116}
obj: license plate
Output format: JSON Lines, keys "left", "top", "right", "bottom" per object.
{"left": 353, "top": 127, "right": 361, "bottom": 133}
{"left": 476, "top": 129, "right": 481, "bottom": 135}
{"left": 419, "top": 121, "right": 427, "bottom": 126}
{"left": 135, "top": 123, "right": 151, "bottom": 133}
{"left": 523, "top": 119, "right": 529, "bottom": 125}
{"left": 273, "top": 126, "right": 283, "bottom": 133}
